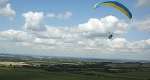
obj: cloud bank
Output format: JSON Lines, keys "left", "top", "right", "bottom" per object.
{"left": 0, "top": 11, "right": 149, "bottom": 55}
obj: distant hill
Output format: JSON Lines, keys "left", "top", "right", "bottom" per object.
{"left": 0, "top": 53, "right": 150, "bottom": 63}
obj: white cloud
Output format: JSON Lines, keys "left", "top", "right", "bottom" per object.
{"left": 135, "top": 18, "right": 150, "bottom": 32}
{"left": 46, "top": 11, "right": 72, "bottom": 19}
{"left": 23, "top": 11, "right": 46, "bottom": 32}
{"left": 0, "top": 29, "right": 34, "bottom": 42}
{"left": 111, "top": 38, "right": 127, "bottom": 49}
{"left": 0, "top": 0, "right": 16, "bottom": 17}
{"left": 23, "top": 11, "right": 72, "bottom": 32}
{"left": 0, "top": 15, "right": 149, "bottom": 55}
{"left": 145, "top": 39, "right": 150, "bottom": 45}
{"left": 137, "top": 0, "right": 150, "bottom": 7}
{"left": 78, "top": 16, "right": 128, "bottom": 36}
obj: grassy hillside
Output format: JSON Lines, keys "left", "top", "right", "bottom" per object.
{"left": 0, "top": 67, "right": 150, "bottom": 80}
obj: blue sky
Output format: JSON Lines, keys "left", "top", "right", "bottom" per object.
{"left": 0, "top": 0, "right": 145, "bottom": 28}
{"left": 0, "top": 0, "right": 149, "bottom": 29}
{"left": 0, "top": 0, "right": 150, "bottom": 60}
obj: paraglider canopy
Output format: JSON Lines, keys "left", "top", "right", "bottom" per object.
{"left": 93, "top": 1, "right": 132, "bottom": 19}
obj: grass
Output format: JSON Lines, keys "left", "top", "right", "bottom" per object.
{"left": 0, "top": 67, "right": 150, "bottom": 80}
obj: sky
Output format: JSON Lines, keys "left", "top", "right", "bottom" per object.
{"left": 0, "top": 0, "right": 150, "bottom": 60}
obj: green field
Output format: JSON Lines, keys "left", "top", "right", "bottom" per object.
{"left": 0, "top": 67, "right": 150, "bottom": 80}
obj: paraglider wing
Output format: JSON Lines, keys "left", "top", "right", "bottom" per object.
{"left": 93, "top": 1, "right": 132, "bottom": 19}
{"left": 116, "top": 0, "right": 122, "bottom": 2}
